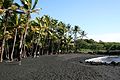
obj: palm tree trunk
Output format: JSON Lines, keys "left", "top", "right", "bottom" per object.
{"left": 10, "top": 29, "right": 17, "bottom": 61}
{"left": 51, "top": 40, "right": 54, "bottom": 55}
{"left": 33, "top": 44, "right": 37, "bottom": 58}
{"left": 47, "top": 39, "right": 51, "bottom": 55}
{"left": 0, "top": 47, "right": 2, "bottom": 58}
{"left": 67, "top": 44, "right": 69, "bottom": 53}
{"left": 22, "top": 14, "right": 30, "bottom": 58}
{"left": 0, "top": 23, "right": 6, "bottom": 62}
{"left": 23, "top": 26, "right": 28, "bottom": 58}
{"left": 31, "top": 32, "right": 35, "bottom": 57}
{"left": 60, "top": 39, "right": 63, "bottom": 54}
{"left": 33, "top": 30, "right": 41, "bottom": 57}
{"left": 58, "top": 40, "right": 61, "bottom": 54}
{"left": 6, "top": 41, "right": 9, "bottom": 60}
{"left": 74, "top": 33, "right": 77, "bottom": 53}
{"left": 41, "top": 46, "right": 44, "bottom": 55}
{"left": 18, "top": 33, "right": 24, "bottom": 63}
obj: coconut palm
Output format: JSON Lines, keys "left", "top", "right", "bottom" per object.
{"left": 10, "top": 0, "right": 39, "bottom": 64}
{"left": 29, "top": 18, "right": 41, "bottom": 57}
{"left": 80, "top": 30, "right": 87, "bottom": 39}
{"left": 38, "top": 15, "right": 53, "bottom": 55}
{"left": 73, "top": 25, "right": 81, "bottom": 53}
{"left": 0, "top": 0, "right": 14, "bottom": 62}
{"left": 10, "top": 13, "right": 20, "bottom": 61}
{"left": 66, "top": 24, "right": 72, "bottom": 52}
{"left": 49, "top": 18, "right": 58, "bottom": 54}
{"left": 57, "top": 21, "right": 67, "bottom": 53}
{"left": 19, "top": 0, "right": 38, "bottom": 57}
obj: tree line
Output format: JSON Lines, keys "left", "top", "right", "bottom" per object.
{"left": 76, "top": 39, "right": 120, "bottom": 55}
{"left": 0, "top": 0, "right": 87, "bottom": 63}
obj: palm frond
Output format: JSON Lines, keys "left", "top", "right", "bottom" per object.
{"left": 32, "top": 0, "right": 38, "bottom": 10}
{"left": 20, "top": 0, "right": 29, "bottom": 9}
{"left": 13, "top": 3, "right": 21, "bottom": 8}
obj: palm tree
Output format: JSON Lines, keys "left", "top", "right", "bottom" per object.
{"left": 80, "top": 30, "right": 87, "bottom": 39}
{"left": 0, "top": 0, "right": 14, "bottom": 62}
{"left": 20, "top": 0, "right": 38, "bottom": 57}
{"left": 10, "top": 13, "right": 19, "bottom": 61}
{"left": 36, "top": 15, "right": 53, "bottom": 55}
{"left": 36, "top": 16, "right": 47, "bottom": 55}
{"left": 11, "top": 0, "right": 39, "bottom": 64}
{"left": 79, "top": 30, "right": 87, "bottom": 51}
{"left": 66, "top": 24, "right": 72, "bottom": 52}
{"left": 73, "top": 25, "right": 80, "bottom": 53}
{"left": 50, "top": 18, "right": 58, "bottom": 54}
{"left": 43, "top": 15, "right": 53, "bottom": 55}
{"left": 57, "top": 21, "right": 67, "bottom": 53}
{"left": 29, "top": 18, "right": 41, "bottom": 57}
{"left": 1, "top": 2, "right": 23, "bottom": 62}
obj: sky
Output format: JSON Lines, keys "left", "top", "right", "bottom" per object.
{"left": 14, "top": 0, "right": 120, "bottom": 42}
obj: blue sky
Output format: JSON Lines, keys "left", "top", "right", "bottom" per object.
{"left": 14, "top": 0, "right": 120, "bottom": 42}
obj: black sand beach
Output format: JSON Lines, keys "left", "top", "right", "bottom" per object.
{"left": 0, "top": 54, "right": 120, "bottom": 80}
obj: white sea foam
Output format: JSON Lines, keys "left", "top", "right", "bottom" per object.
{"left": 85, "top": 56, "right": 120, "bottom": 64}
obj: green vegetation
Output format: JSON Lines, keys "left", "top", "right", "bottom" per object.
{"left": 0, "top": 0, "right": 120, "bottom": 63}
{"left": 76, "top": 39, "right": 120, "bottom": 54}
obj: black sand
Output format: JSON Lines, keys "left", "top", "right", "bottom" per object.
{"left": 0, "top": 54, "right": 120, "bottom": 80}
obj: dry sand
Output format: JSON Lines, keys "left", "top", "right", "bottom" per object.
{"left": 0, "top": 54, "right": 120, "bottom": 80}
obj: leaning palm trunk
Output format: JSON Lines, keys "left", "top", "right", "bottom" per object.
{"left": 0, "top": 23, "right": 6, "bottom": 62}
{"left": 23, "top": 26, "right": 28, "bottom": 58}
{"left": 23, "top": 14, "right": 30, "bottom": 58}
{"left": 10, "top": 29, "right": 17, "bottom": 61}
{"left": 18, "top": 32, "right": 24, "bottom": 65}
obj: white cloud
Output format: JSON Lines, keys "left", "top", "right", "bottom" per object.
{"left": 88, "top": 33, "right": 120, "bottom": 42}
